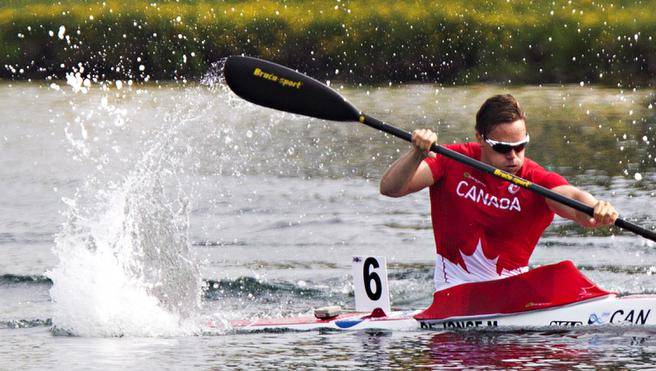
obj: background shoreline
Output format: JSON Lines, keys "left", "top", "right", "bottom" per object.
{"left": 2, "top": 0, "right": 655, "bottom": 85}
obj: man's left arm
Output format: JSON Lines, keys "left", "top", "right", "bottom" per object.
{"left": 547, "top": 185, "right": 619, "bottom": 228}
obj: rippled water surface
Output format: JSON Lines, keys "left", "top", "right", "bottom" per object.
{"left": 1, "top": 79, "right": 655, "bottom": 369}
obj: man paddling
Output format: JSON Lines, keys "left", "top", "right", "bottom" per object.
{"left": 380, "top": 94, "right": 619, "bottom": 290}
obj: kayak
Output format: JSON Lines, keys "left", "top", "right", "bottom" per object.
{"left": 226, "top": 294, "right": 656, "bottom": 332}
{"left": 213, "top": 259, "right": 656, "bottom": 332}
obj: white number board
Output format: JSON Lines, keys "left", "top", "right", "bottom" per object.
{"left": 352, "top": 256, "right": 391, "bottom": 313}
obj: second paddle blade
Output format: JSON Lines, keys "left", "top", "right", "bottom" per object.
{"left": 224, "top": 56, "right": 360, "bottom": 122}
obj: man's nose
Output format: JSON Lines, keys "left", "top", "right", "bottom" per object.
{"left": 505, "top": 150, "right": 519, "bottom": 160}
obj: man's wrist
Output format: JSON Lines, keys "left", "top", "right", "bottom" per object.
{"left": 411, "top": 146, "right": 427, "bottom": 160}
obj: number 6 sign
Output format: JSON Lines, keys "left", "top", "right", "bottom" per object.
{"left": 352, "top": 256, "right": 391, "bottom": 313}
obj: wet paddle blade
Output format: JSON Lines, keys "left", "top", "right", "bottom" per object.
{"left": 224, "top": 55, "right": 360, "bottom": 122}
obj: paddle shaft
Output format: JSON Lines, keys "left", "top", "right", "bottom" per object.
{"left": 223, "top": 55, "right": 655, "bottom": 242}
{"left": 360, "top": 114, "right": 656, "bottom": 242}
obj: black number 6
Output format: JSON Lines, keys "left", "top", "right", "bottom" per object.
{"left": 363, "top": 257, "right": 382, "bottom": 301}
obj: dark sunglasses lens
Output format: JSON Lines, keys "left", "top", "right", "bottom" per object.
{"left": 492, "top": 143, "right": 526, "bottom": 154}
{"left": 492, "top": 144, "right": 513, "bottom": 154}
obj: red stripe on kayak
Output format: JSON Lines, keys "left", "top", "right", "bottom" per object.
{"left": 232, "top": 312, "right": 367, "bottom": 327}
{"left": 415, "top": 260, "right": 612, "bottom": 320}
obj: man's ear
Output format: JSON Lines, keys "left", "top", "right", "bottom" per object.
{"left": 475, "top": 131, "right": 483, "bottom": 143}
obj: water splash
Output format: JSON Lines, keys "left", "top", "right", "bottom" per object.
{"left": 49, "top": 176, "right": 200, "bottom": 337}
{"left": 200, "top": 59, "right": 227, "bottom": 88}
{"left": 47, "top": 74, "right": 208, "bottom": 337}
{"left": 45, "top": 60, "right": 335, "bottom": 336}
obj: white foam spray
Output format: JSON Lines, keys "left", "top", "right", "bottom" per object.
{"left": 47, "top": 72, "right": 216, "bottom": 337}
{"left": 46, "top": 59, "right": 292, "bottom": 336}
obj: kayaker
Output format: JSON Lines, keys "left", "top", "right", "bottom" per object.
{"left": 380, "top": 94, "right": 619, "bottom": 290}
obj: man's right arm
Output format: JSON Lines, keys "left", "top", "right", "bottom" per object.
{"left": 380, "top": 129, "right": 437, "bottom": 197}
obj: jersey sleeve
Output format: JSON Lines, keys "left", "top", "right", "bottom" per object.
{"left": 423, "top": 143, "right": 475, "bottom": 183}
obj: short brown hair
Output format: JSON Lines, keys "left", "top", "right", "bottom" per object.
{"left": 475, "top": 94, "right": 526, "bottom": 137}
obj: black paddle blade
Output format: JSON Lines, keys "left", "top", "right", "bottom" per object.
{"left": 224, "top": 56, "right": 360, "bottom": 122}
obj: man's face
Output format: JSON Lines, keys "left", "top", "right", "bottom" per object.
{"left": 476, "top": 119, "right": 527, "bottom": 174}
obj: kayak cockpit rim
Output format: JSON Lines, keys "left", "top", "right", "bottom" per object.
{"left": 416, "top": 294, "right": 618, "bottom": 324}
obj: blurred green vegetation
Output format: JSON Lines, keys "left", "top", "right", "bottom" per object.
{"left": 1, "top": 0, "right": 655, "bottom": 84}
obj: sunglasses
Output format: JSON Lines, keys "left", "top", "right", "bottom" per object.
{"left": 483, "top": 134, "right": 530, "bottom": 154}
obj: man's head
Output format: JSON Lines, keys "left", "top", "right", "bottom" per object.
{"left": 475, "top": 94, "right": 529, "bottom": 174}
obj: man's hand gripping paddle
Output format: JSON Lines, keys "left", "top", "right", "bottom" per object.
{"left": 223, "top": 55, "right": 656, "bottom": 243}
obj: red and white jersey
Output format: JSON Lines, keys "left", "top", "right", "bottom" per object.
{"left": 424, "top": 142, "right": 568, "bottom": 290}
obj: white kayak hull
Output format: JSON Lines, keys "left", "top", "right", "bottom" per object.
{"left": 228, "top": 295, "right": 656, "bottom": 332}
{"left": 422, "top": 295, "right": 656, "bottom": 330}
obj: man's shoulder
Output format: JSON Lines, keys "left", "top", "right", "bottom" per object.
{"left": 520, "top": 157, "right": 547, "bottom": 177}
{"left": 520, "top": 157, "right": 569, "bottom": 187}
{"left": 444, "top": 142, "right": 480, "bottom": 157}
{"left": 521, "top": 157, "right": 552, "bottom": 173}
{"left": 424, "top": 142, "right": 480, "bottom": 182}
